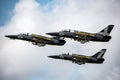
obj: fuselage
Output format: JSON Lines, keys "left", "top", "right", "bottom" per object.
{"left": 5, "top": 33, "right": 66, "bottom": 46}
{"left": 47, "top": 30, "right": 111, "bottom": 42}
{"left": 48, "top": 53, "right": 104, "bottom": 65}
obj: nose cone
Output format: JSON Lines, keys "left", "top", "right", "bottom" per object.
{"left": 5, "top": 35, "right": 18, "bottom": 39}
{"left": 46, "top": 32, "right": 60, "bottom": 36}
{"left": 48, "top": 55, "right": 60, "bottom": 59}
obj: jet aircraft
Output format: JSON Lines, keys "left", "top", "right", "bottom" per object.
{"left": 46, "top": 25, "right": 114, "bottom": 44}
{"left": 5, "top": 33, "right": 66, "bottom": 47}
{"left": 48, "top": 49, "right": 107, "bottom": 65}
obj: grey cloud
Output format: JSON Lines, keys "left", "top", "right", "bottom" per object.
{"left": 0, "top": 0, "right": 120, "bottom": 80}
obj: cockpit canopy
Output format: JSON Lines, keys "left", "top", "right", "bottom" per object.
{"left": 61, "top": 29, "right": 78, "bottom": 33}
{"left": 59, "top": 53, "right": 70, "bottom": 56}
{"left": 18, "top": 33, "right": 29, "bottom": 36}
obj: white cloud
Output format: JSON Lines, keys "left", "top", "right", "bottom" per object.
{"left": 0, "top": 0, "right": 120, "bottom": 80}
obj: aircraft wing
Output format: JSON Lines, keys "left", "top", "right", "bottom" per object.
{"left": 71, "top": 54, "right": 90, "bottom": 65}
{"left": 73, "top": 31, "right": 95, "bottom": 43}
{"left": 29, "top": 34, "right": 52, "bottom": 47}
{"left": 74, "top": 39, "right": 89, "bottom": 44}
{"left": 72, "top": 60, "right": 85, "bottom": 65}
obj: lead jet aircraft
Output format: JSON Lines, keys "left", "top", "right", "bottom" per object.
{"left": 46, "top": 25, "right": 114, "bottom": 44}
{"left": 48, "top": 49, "right": 107, "bottom": 65}
{"left": 5, "top": 33, "right": 66, "bottom": 47}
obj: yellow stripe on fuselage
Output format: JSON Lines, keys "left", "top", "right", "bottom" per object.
{"left": 72, "top": 54, "right": 90, "bottom": 59}
{"left": 31, "top": 34, "right": 51, "bottom": 41}
{"left": 74, "top": 31, "right": 95, "bottom": 37}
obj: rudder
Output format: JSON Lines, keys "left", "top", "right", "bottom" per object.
{"left": 92, "top": 49, "right": 107, "bottom": 59}
{"left": 99, "top": 25, "right": 114, "bottom": 36}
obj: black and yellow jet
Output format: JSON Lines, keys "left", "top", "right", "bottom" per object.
{"left": 46, "top": 25, "right": 114, "bottom": 44}
{"left": 5, "top": 33, "right": 66, "bottom": 47}
{"left": 48, "top": 49, "right": 107, "bottom": 65}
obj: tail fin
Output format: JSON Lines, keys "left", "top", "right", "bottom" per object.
{"left": 98, "top": 25, "right": 114, "bottom": 36}
{"left": 92, "top": 49, "right": 107, "bottom": 59}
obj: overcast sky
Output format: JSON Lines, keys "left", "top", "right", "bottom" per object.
{"left": 0, "top": 0, "right": 120, "bottom": 80}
